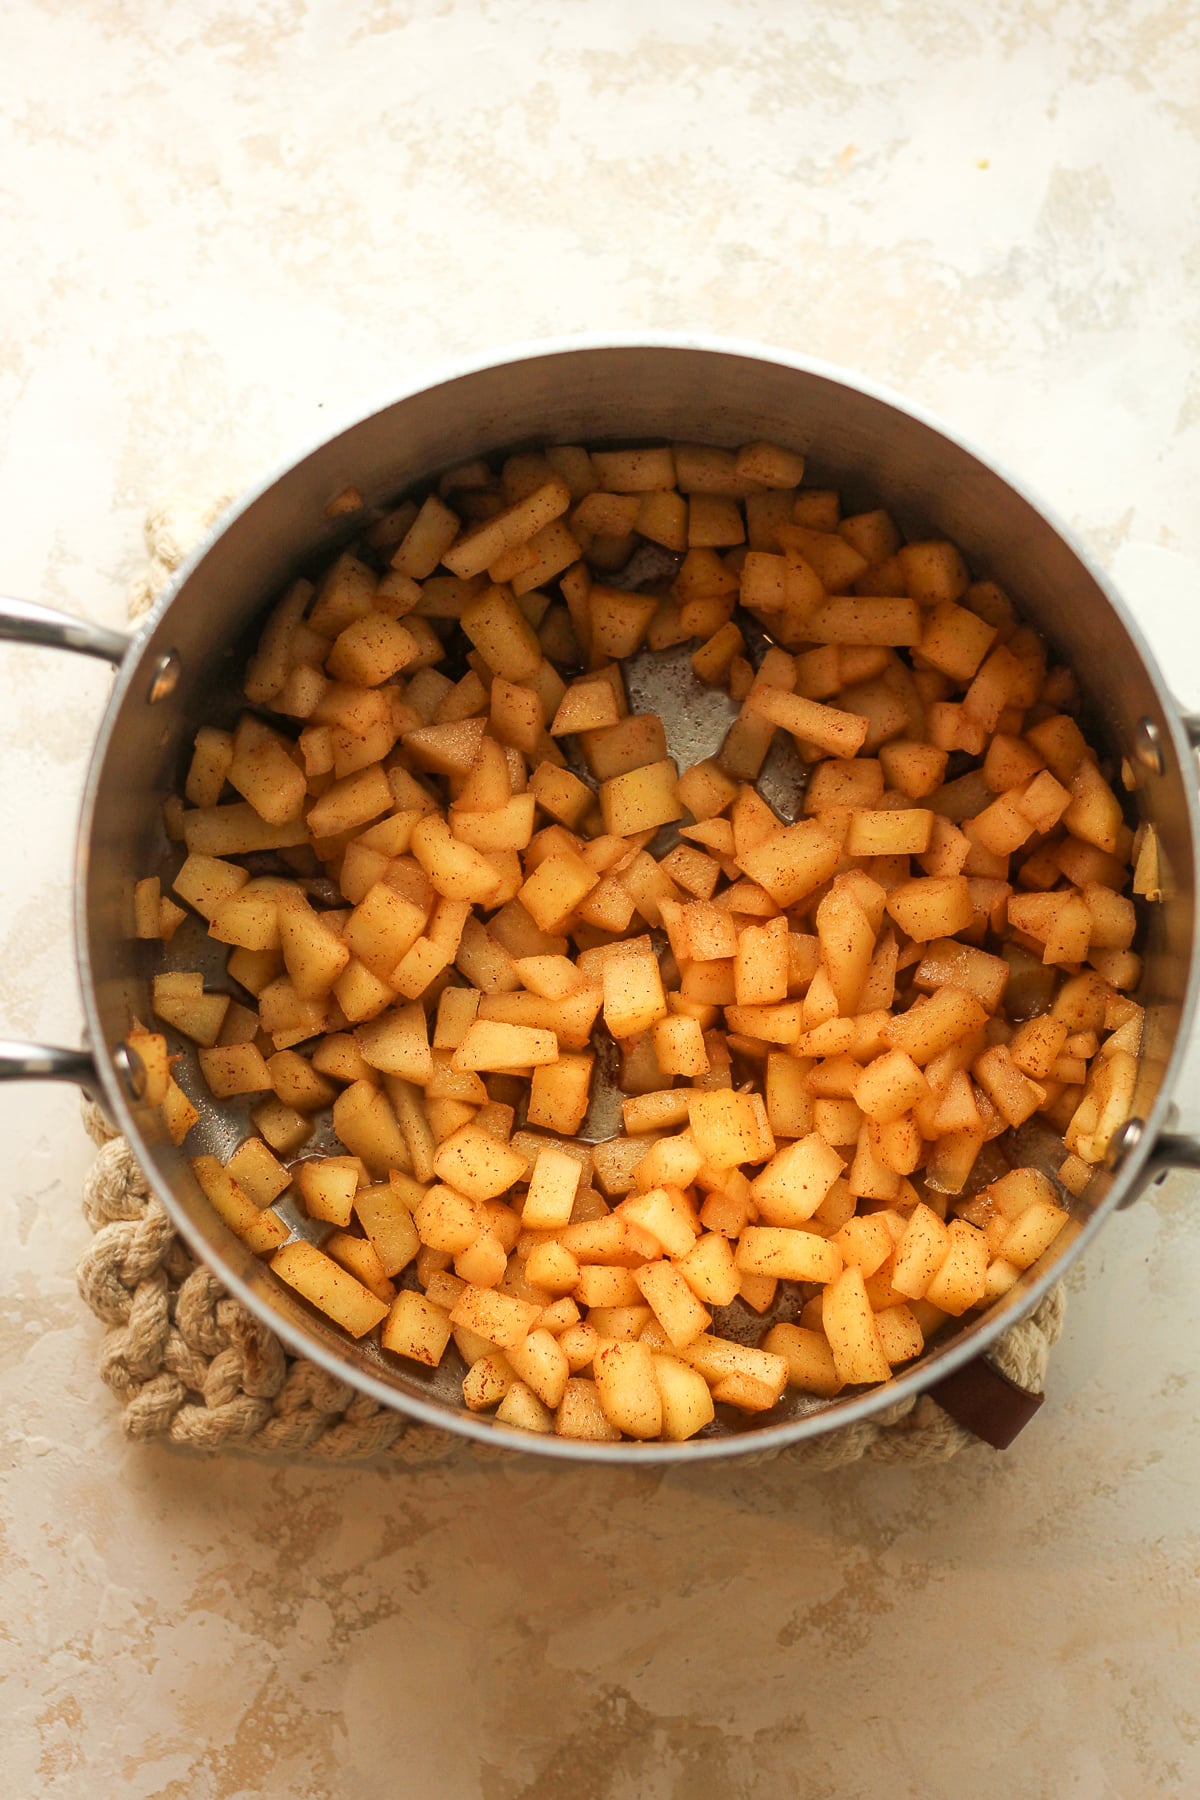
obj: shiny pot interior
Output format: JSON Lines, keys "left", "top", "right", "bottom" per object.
{"left": 78, "top": 339, "right": 1200, "bottom": 1460}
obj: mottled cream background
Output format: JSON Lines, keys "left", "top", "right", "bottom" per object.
{"left": 2, "top": 2, "right": 1199, "bottom": 1795}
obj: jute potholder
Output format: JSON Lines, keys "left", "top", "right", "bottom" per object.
{"left": 74, "top": 501, "right": 1066, "bottom": 1468}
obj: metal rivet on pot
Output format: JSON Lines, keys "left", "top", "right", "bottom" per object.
{"left": 146, "top": 650, "right": 181, "bottom": 704}
{"left": 113, "top": 1040, "right": 145, "bottom": 1099}
{"left": 1107, "top": 1115, "right": 1144, "bottom": 1172}
{"left": 1132, "top": 718, "right": 1165, "bottom": 776}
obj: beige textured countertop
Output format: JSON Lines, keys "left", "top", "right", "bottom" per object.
{"left": 2, "top": 3, "right": 1199, "bottom": 1795}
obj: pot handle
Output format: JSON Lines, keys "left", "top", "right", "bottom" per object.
{"left": 0, "top": 595, "right": 131, "bottom": 664}
{"left": 0, "top": 1041, "right": 102, "bottom": 1096}
{"left": 1111, "top": 1118, "right": 1200, "bottom": 1207}
{"left": 0, "top": 602, "right": 130, "bottom": 1106}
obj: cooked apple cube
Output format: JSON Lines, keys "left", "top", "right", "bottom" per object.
{"left": 745, "top": 686, "right": 870, "bottom": 760}
{"left": 578, "top": 1276, "right": 644, "bottom": 1322}
{"left": 890, "top": 1202, "right": 952, "bottom": 1300}
{"left": 265, "top": 1047, "right": 337, "bottom": 1114}
{"left": 432, "top": 1124, "right": 527, "bottom": 1202}
{"left": 152, "top": 972, "right": 231, "bottom": 1047}
{"left": 673, "top": 1231, "right": 739, "bottom": 1306}
{"left": 986, "top": 1167, "right": 1059, "bottom": 1222}
{"left": 729, "top": 439, "right": 804, "bottom": 488}
{"left": 326, "top": 614, "right": 419, "bottom": 687}
{"left": 884, "top": 987, "right": 989, "bottom": 1065}
{"left": 652, "top": 1013, "right": 709, "bottom": 1078}
{"left": 688, "top": 1090, "right": 774, "bottom": 1169}
{"left": 518, "top": 850, "right": 598, "bottom": 934}
{"left": 735, "top": 1226, "right": 842, "bottom": 1283}
{"left": 329, "top": 1079, "right": 406, "bottom": 1176}
{"left": 602, "top": 937, "right": 668, "bottom": 1039}
{"left": 190, "top": 1154, "right": 282, "bottom": 1246}
{"left": 972, "top": 1044, "right": 1046, "bottom": 1128}
{"left": 208, "top": 880, "right": 286, "bottom": 952}
{"left": 443, "top": 478, "right": 570, "bottom": 580}
{"left": 527, "top": 1052, "right": 593, "bottom": 1134}
{"left": 501, "top": 1328, "right": 568, "bottom": 1409}
{"left": 221, "top": 1137, "right": 288, "bottom": 1208}
{"left": 462, "top": 1352, "right": 515, "bottom": 1411}
{"left": 321, "top": 1232, "right": 396, "bottom": 1306}
{"left": 197, "top": 1043, "right": 274, "bottom": 1099}
{"left": 912, "top": 938, "right": 1009, "bottom": 1012}
{"left": 489, "top": 1381, "right": 552, "bottom": 1433}
{"left": 924, "top": 1218, "right": 989, "bottom": 1314}
{"left": 529, "top": 760, "right": 593, "bottom": 828}
{"left": 353, "top": 1180, "right": 421, "bottom": 1277}
{"left": 814, "top": 886, "right": 876, "bottom": 1017}
{"left": 410, "top": 813, "right": 503, "bottom": 905}
{"left": 591, "top": 1339, "right": 662, "bottom": 1438}
{"left": 270, "top": 1240, "right": 389, "bottom": 1338}
{"left": 415, "top": 1184, "right": 480, "bottom": 1253}
{"left": 874, "top": 1304, "right": 925, "bottom": 1365}
{"left": 227, "top": 715, "right": 307, "bottom": 826}
{"left": 521, "top": 1144, "right": 583, "bottom": 1229}
{"left": 1064, "top": 760, "right": 1124, "bottom": 854}
{"left": 449, "top": 1284, "right": 542, "bottom": 1351}
{"left": 184, "top": 724, "right": 235, "bottom": 808}
{"left": 157, "top": 1074, "right": 197, "bottom": 1145}
{"left": 830, "top": 1213, "right": 895, "bottom": 1277}
{"left": 854, "top": 1049, "right": 927, "bottom": 1124}
{"left": 460, "top": 583, "right": 544, "bottom": 681}
{"left": 644, "top": 1355, "right": 712, "bottom": 1440}
{"left": 808, "top": 595, "right": 922, "bottom": 648}
{"left": 917, "top": 601, "right": 996, "bottom": 679}
{"left": 381, "top": 1289, "right": 453, "bottom": 1365}
{"left": 681, "top": 1334, "right": 788, "bottom": 1403}
{"left": 452, "top": 1019, "right": 558, "bottom": 1071}
{"left": 762, "top": 1322, "right": 844, "bottom": 1397}
{"left": 296, "top": 1156, "right": 361, "bottom": 1227}
{"left": 450, "top": 792, "right": 537, "bottom": 855}
{"left": 632, "top": 1260, "right": 711, "bottom": 1348}
{"left": 885, "top": 875, "right": 974, "bottom": 942}
{"left": 524, "top": 1240, "right": 582, "bottom": 1295}
{"left": 1006, "top": 1016, "right": 1069, "bottom": 1081}
{"left": 276, "top": 894, "right": 350, "bottom": 999}
{"left": 617, "top": 1185, "right": 698, "bottom": 1258}
{"left": 846, "top": 807, "right": 934, "bottom": 858}
{"left": 1000, "top": 1199, "right": 1071, "bottom": 1270}
{"left": 598, "top": 758, "right": 683, "bottom": 837}
{"left": 341, "top": 874, "right": 431, "bottom": 979}
{"left": 751, "top": 1133, "right": 844, "bottom": 1225}
{"left": 132, "top": 875, "right": 163, "bottom": 939}
{"left": 454, "top": 1228, "right": 509, "bottom": 1288}
{"left": 762, "top": 1054, "right": 815, "bottom": 1139}
{"left": 736, "top": 819, "right": 840, "bottom": 908}
{"left": 552, "top": 1377, "right": 620, "bottom": 1440}
{"left": 733, "top": 914, "right": 789, "bottom": 1007}
{"left": 390, "top": 493, "right": 461, "bottom": 579}
{"left": 306, "top": 764, "right": 393, "bottom": 840}
{"left": 356, "top": 1003, "right": 433, "bottom": 1084}
{"left": 822, "top": 1266, "right": 891, "bottom": 1386}
{"left": 432, "top": 987, "right": 482, "bottom": 1051}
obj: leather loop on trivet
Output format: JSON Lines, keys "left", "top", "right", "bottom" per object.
{"left": 70, "top": 500, "right": 1069, "bottom": 1466}
{"left": 927, "top": 1356, "right": 1046, "bottom": 1449}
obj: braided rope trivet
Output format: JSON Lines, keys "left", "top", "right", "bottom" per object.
{"left": 72, "top": 499, "right": 1066, "bottom": 1466}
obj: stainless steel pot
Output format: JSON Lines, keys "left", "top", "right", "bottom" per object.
{"left": 4, "top": 335, "right": 1199, "bottom": 1461}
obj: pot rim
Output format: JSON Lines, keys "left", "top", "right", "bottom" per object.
{"left": 74, "top": 331, "right": 1200, "bottom": 1462}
